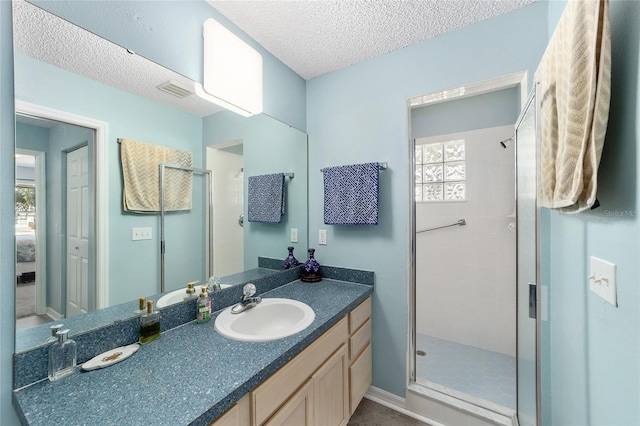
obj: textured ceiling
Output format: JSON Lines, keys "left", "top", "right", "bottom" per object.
{"left": 13, "top": 0, "right": 224, "bottom": 118}
{"left": 209, "top": 0, "right": 536, "bottom": 80}
{"left": 14, "top": 0, "right": 537, "bottom": 116}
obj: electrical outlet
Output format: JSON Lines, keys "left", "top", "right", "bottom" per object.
{"left": 319, "top": 229, "right": 327, "bottom": 245}
{"left": 132, "top": 227, "right": 152, "bottom": 241}
{"left": 589, "top": 256, "right": 617, "bottom": 307}
{"left": 290, "top": 228, "right": 298, "bottom": 243}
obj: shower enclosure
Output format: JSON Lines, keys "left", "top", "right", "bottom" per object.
{"left": 407, "top": 73, "right": 538, "bottom": 426}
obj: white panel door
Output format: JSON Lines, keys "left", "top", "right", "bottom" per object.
{"left": 66, "top": 145, "right": 90, "bottom": 317}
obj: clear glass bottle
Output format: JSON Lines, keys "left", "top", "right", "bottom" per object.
{"left": 196, "top": 286, "right": 211, "bottom": 324}
{"left": 139, "top": 300, "right": 161, "bottom": 344}
{"left": 45, "top": 324, "right": 64, "bottom": 344}
{"left": 48, "top": 329, "right": 77, "bottom": 381}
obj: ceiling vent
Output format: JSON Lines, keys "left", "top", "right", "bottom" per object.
{"left": 156, "top": 80, "right": 194, "bottom": 98}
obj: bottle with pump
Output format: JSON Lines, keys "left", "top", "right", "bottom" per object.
{"left": 139, "top": 300, "right": 161, "bottom": 344}
{"left": 196, "top": 286, "right": 211, "bottom": 323}
{"left": 48, "top": 329, "right": 77, "bottom": 381}
{"left": 184, "top": 281, "right": 198, "bottom": 301}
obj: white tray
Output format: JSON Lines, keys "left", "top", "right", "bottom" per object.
{"left": 81, "top": 343, "right": 140, "bottom": 371}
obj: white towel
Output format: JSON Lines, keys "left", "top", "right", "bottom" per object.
{"left": 120, "top": 138, "right": 193, "bottom": 212}
{"left": 535, "top": 0, "right": 611, "bottom": 213}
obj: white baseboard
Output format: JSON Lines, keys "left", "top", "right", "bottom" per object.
{"left": 46, "top": 307, "right": 62, "bottom": 321}
{"left": 364, "top": 386, "right": 446, "bottom": 426}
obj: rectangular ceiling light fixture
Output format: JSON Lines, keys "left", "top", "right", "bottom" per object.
{"left": 199, "top": 18, "right": 263, "bottom": 117}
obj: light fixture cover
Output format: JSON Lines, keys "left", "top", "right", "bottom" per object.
{"left": 202, "top": 18, "right": 263, "bottom": 116}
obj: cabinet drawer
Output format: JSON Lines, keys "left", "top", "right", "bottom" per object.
{"left": 349, "top": 298, "right": 371, "bottom": 334}
{"left": 349, "top": 318, "right": 371, "bottom": 361}
{"left": 252, "top": 317, "right": 348, "bottom": 425}
{"left": 349, "top": 343, "right": 372, "bottom": 415}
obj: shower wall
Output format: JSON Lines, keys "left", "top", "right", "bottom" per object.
{"left": 416, "top": 125, "right": 516, "bottom": 356}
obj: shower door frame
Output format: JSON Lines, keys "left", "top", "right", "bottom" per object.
{"left": 406, "top": 71, "right": 530, "bottom": 422}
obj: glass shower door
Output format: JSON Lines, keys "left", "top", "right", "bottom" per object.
{"left": 515, "top": 89, "right": 538, "bottom": 426}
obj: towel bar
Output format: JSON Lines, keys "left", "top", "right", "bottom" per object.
{"left": 417, "top": 219, "right": 466, "bottom": 233}
{"left": 320, "top": 162, "right": 388, "bottom": 172}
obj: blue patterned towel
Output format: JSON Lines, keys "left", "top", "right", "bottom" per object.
{"left": 323, "top": 162, "right": 379, "bottom": 225}
{"left": 248, "top": 173, "right": 285, "bottom": 223}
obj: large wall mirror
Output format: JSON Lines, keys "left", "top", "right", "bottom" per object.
{"left": 13, "top": 0, "right": 308, "bottom": 352}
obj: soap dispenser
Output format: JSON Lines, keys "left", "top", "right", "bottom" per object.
{"left": 139, "top": 300, "right": 161, "bottom": 344}
{"left": 196, "top": 286, "right": 211, "bottom": 324}
{"left": 184, "top": 281, "right": 198, "bottom": 301}
{"left": 48, "top": 329, "right": 77, "bottom": 381}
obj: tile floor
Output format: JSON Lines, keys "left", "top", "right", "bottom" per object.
{"left": 416, "top": 334, "right": 516, "bottom": 410}
{"left": 348, "top": 398, "right": 429, "bottom": 426}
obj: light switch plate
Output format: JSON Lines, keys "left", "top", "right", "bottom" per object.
{"left": 589, "top": 256, "right": 617, "bottom": 307}
{"left": 132, "top": 227, "right": 152, "bottom": 241}
{"left": 319, "top": 229, "right": 327, "bottom": 245}
{"left": 290, "top": 228, "right": 298, "bottom": 243}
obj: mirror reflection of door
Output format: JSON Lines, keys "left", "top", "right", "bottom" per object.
{"left": 15, "top": 113, "right": 95, "bottom": 325}
{"left": 66, "top": 145, "right": 91, "bottom": 317}
{"left": 207, "top": 141, "right": 244, "bottom": 277}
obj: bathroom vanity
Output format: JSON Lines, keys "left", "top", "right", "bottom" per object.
{"left": 213, "top": 297, "right": 371, "bottom": 426}
{"left": 13, "top": 278, "right": 373, "bottom": 426}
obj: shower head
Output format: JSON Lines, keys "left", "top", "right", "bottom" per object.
{"left": 499, "top": 137, "right": 514, "bottom": 148}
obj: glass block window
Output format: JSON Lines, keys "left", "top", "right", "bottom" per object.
{"left": 415, "top": 139, "right": 466, "bottom": 202}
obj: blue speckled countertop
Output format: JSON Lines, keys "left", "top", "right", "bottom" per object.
{"left": 13, "top": 279, "right": 373, "bottom": 426}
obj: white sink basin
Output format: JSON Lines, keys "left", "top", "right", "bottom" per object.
{"left": 214, "top": 298, "right": 315, "bottom": 342}
{"left": 156, "top": 284, "right": 231, "bottom": 308}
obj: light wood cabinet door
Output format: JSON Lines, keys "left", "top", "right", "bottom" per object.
{"left": 209, "top": 394, "right": 250, "bottom": 426}
{"left": 264, "top": 379, "right": 314, "bottom": 426}
{"left": 252, "top": 318, "right": 348, "bottom": 426}
{"left": 349, "top": 343, "right": 372, "bottom": 415}
{"left": 313, "top": 344, "right": 349, "bottom": 426}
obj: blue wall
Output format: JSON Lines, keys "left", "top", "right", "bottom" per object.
{"left": 306, "top": 2, "right": 548, "bottom": 397}
{"left": 29, "top": 0, "right": 307, "bottom": 132}
{"left": 411, "top": 87, "right": 520, "bottom": 138}
{"left": 15, "top": 122, "right": 48, "bottom": 153}
{"left": 203, "top": 111, "right": 308, "bottom": 267}
{"left": 546, "top": 1, "right": 640, "bottom": 424}
{"left": 15, "top": 53, "right": 206, "bottom": 305}
{"left": 0, "top": 0, "right": 17, "bottom": 422}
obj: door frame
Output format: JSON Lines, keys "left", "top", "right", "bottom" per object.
{"left": 15, "top": 148, "right": 47, "bottom": 315}
{"left": 405, "top": 71, "right": 529, "bottom": 421}
{"left": 15, "top": 100, "right": 109, "bottom": 310}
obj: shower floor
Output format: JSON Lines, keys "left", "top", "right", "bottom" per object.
{"left": 415, "top": 334, "right": 516, "bottom": 410}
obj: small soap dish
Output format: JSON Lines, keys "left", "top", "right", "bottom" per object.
{"left": 81, "top": 343, "right": 140, "bottom": 371}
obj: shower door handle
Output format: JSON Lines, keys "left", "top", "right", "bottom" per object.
{"left": 528, "top": 283, "right": 537, "bottom": 319}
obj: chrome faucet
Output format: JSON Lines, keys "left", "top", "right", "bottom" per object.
{"left": 231, "top": 283, "right": 262, "bottom": 314}
{"left": 206, "top": 275, "right": 222, "bottom": 293}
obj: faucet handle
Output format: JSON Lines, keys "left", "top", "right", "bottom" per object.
{"left": 207, "top": 275, "right": 222, "bottom": 292}
{"left": 243, "top": 283, "right": 256, "bottom": 298}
